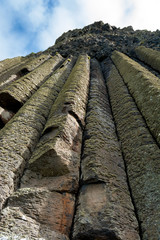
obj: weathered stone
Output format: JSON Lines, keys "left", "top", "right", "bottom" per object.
{"left": 107, "top": 64, "right": 160, "bottom": 240}
{"left": 81, "top": 59, "right": 125, "bottom": 184}
{"left": 29, "top": 113, "right": 82, "bottom": 178}
{"left": 0, "top": 57, "right": 75, "bottom": 209}
{"left": 6, "top": 188, "right": 75, "bottom": 237}
{"left": 0, "top": 74, "right": 18, "bottom": 90}
{"left": 72, "top": 59, "right": 140, "bottom": 240}
{"left": 28, "top": 54, "right": 90, "bottom": 182}
{"left": 43, "top": 54, "right": 90, "bottom": 130}
{"left": 73, "top": 183, "right": 140, "bottom": 240}
{"left": 49, "top": 21, "right": 160, "bottom": 60}
{"left": 21, "top": 170, "right": 79, "bottom": 193}
{"left": 0, "top": 56, "right": 34, "bottom": 89}
{"left": 112, "top": 50, "right": 160, "bottom": 146}
{"left": 0, "top": 53, "right": 63, "bottom": 112}
{"left": 0, "top": 207, "right": 69, "bottom": 240}
{"left": 20, "top": 53, "right": 50, "bottom": 72}
{"left": 0, "top": 56, "right": 24, "bottom": 74}
{"left": 0, "top": 54, "right": 50, "bottom": 91}
{"left": 135, "top": 46, "right": 160, "bottom": 72}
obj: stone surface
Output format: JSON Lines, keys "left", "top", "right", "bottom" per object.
{"left": 72, "top": 59, "right": 140, "bottom": 240}
{"left": 112, "top": 50, "right": 160, "bottom": 146}
{"left": 0, "top": 56, "right": 34, "bottom": 89}
{"left": 29, "top": 113, "right": 82, "bottom": 178}
{"left": 0, "top": 56, "right": 24, "bottom": 74}
{"left": 0, "top": 53, "right": 51, "bottom": 91}
{"left": 0, "top": 53, "right": 63, "bottom": 112}
{"left": 28, "top": 54, "right": 90, "bottom": 181}
{"left": 21, "top": 170, "right": 79, "bottom": 193}
{"left": 0, "top": 57, "right": 75, "bottom": 209}
{"left": 81, "top": 59, "right": 124, "bottom": 183}
{"left": 135, "top": 46, "right": 160, "bottom": 72}
{"left": 20, "top": 53, "right": 50, "bottom": 72}
{"left": 44, "top": 21, "right": 160, "bottom": 61}
{"left": 73, "top": 183, "right": 140, "bottom": 240}
{"left": 0, "top": 207, "right": 69, "bottom": 240}
{"left": 7, "top": 188, "right": 75, "bottom": 237}
{"left": 107, "top": 64, "right": 160, "bottom": 240}
{"left": 43, "top": 54, "right": 90, "bottom": 130}
{"left": 45, "top": 21, "right": 160, "bottom": 60}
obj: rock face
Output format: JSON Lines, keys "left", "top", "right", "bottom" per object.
{"left": 72, "top": 59, "right": 139, "bottom": 239}
{"left": 106, "top": 64, "right": 160, "bottom": 240}
{"left": 0, "top": 53, "right": 63, "bottom": 112}
{"left": 0, "top": 21, "right": 160, "bottom": 240}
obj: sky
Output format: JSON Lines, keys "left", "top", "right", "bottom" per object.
{"left": 0, "top": 0, "right": 160, "bottom": 60}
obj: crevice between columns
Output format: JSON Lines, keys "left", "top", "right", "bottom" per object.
{"left": 101, "top": 57, "right": 142, "bottom": 240}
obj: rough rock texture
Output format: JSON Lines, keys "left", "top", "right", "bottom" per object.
{"left": 0, "top": 53, "right": 63, "bottom": 111}
{"left": 0, "top": 55, "right": 34, "bottom": 89}
{"left": 0, "top": 53, "right": 50, "bottom": 91}
{"left": 81, "top": 59, "right": 123, "bottom": 183}
{"left": 45, "top": 21, "right": 160, "bottom": 60}
{"left": 0, "top": 56, "right": 24, "bottom": 73}
{"left": 72, "top": 59, "right": 140, "bottom": 240}
{"left": 21, "top": 170, "right": 79, "bottom": 193}
{"left": 135, "top": 46, "right": 160, "bottom": 72}
{"left": 73, "top": 183, "right": 139, "bottom": 240}
{"left": 112, "top": 50, "right": 160, "bottom": 146}
{"left": 28, "top": 54, "right": 90, "bottom": 181}
{"left": 7, "top": 188, "right": 75, "bottom": 237}
{"left": 20, "top": 53, "right": 50, "bottom": 72}
{"left": 0, "top": 207, "right": 70, "bottom": 240}
{"left": 0, "top": 21, "right": 160, "bottom": 240}
{"left": 106, "top": 64, "right": 160, "bottom": 240}
{"left": 0, "top": 56, "right": 75, "bottom": 209}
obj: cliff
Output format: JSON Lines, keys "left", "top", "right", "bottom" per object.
{"left": 0, "top": 21, "right": 160, "bottom": 240}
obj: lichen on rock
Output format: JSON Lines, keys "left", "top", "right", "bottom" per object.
{"left": 107, "top": 63, "right": 160, "bottom": 240}
{"left": 0, "top": 53, "right": 63, "bottom": 112}
{"left": 112, "top": 50, "right": 160, "bottom": 147}
{"left": 0, "top": 56, "right": 75, "bottom": 210}
{"left": 28, "top": 54, "right": 90, "bottom": 181}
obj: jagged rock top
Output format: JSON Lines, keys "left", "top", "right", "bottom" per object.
{"left": 44, "top": 21, "right": 160, "bottom": 60}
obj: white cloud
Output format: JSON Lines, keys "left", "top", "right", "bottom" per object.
{"left": 0, "top": 0, "right": 50, "bottom": 60}
{"left": 0, "top": 0, "right": 160, "bottom": 60}
{"left": 38, "top": 5, "right": 77, "bottom": 50}
{"left": 126, "top": 0, "right": 160, "bottom": 30}
{"left": 7, "top": 0, "right": 49, "bottom": 31}
{"left": 75, "top": 0, "right": 124, "bottom": 26}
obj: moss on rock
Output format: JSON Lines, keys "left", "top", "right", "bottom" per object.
{"left": 135, "top": 46, "right": 160, "bottom": 72}
{"left": 112, "top": 50, "right": 160, "bottom": 147}
{"left": 0, "top": 53, "right": 63, "bottom": 112}
{"left": 28, "top": 54, "right": 90, "bottom": 179}
{"left": 0, "top": 56, "right": 75, "bottom": 210}
{"left": 107, "top": 63, "right": 160, "bottom": 240}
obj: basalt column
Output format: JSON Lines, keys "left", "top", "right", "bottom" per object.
{"left": 0, "top": 56, "right": 75, "bottom": 211}
{"left": 0, "top": 53, "right": 51, "bottom": 90}
{"left": 72, "top": 59, "right": 140, "bottom": 240}
{"left": 0, "top": 56, "right": 30, "bottom": 87}
{"left": 0, "top": 53, "right": 63, "bottom": 111}
{"left": 106, "top": 62, "right": 160, "bottom": 240}
{"left": 111, "top": 50, "right": 160, "bottom": 146}
{"left": 0, "top": 54, "right": 90, "bottom": 240}
{"left": 135, "top": 46, "right": 160, "bottom": 73}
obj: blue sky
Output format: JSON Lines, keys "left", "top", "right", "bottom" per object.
{"left": 0, "top": 0, "right": 160, "bottom": 60}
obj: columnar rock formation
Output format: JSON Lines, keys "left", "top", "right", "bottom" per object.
{"left": 0, "top": 22, "right": 160, "bottom": 240}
